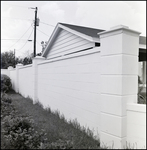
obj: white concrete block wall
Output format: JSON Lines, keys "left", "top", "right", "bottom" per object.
{"left": 99, "top": 26, "right": 141, "bottom": 149}
{"left": 9, "top": 69, "right": 17, "bottom": 91}
{"left": 1, "top": 69, "right": 10, "bottom": 77}
{"left": 37, "top": 48, "right": 101, "bottom": 134}
{"left": 127, "top": 104, "right": 146, "bottom": 149}
{"left": 18, "top": 65, "right": 33, "bottom": 99}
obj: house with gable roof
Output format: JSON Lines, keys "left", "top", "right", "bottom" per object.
{"left": 42, "top": 23, "right": 104, "bottom": 59}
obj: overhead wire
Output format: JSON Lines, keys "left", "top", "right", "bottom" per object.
{"left": 31, "top": 23, "right": 41, "bottom": 48}
{"left": 16, "top": 28, "right": 34, "bottom": 52}
{"left": 1, "top": 39, "right": 31, "bottom": 41}
{"left": 2, "top": 17, "right": 32, "bottom": 21}
{"left": 31, "top": 20, "right": 48, "bottom": 53}
{"left": 40, "top": 21, "right": 55, "bottom": 27}
{"left": 2, "top": 3, "right": 31, "bottom": 8}
{"left": 6, "top": 24, "right": 33, "bottom": 51}
{"left": 36, "top": 28, "right": 50, "bottom": 37}
{"left": 2, "top": 6, "right": 55, "bottom": 55}
{"left": 36, "top": 9, "right": 54, "bottom": 27}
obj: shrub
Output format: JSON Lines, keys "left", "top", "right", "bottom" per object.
{"left": 1, "top": 95, "right": 47, "bottom": 149}
{"left": 138, "top": 76, "right": 146, "bottom": 104}
{"left": 1, "top": 93, "right": 15, "bottom": 120}
{"left": 2, "top": 115, "right": 47, "bottom": 149}
{"left": 1, "top": 92, "right": 12, "bottom": 103}
{"left": 1, "top": 74, "right": 12, "bottom": 93}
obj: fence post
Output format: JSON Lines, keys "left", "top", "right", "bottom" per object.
{"left": 15, "top": 63, "right": 23, "bottom": 93}
{"left": 8, "top": 66, "right": 14, "bottom": 77}
{"left": 32, "top": 56, "right": 45, "bottom": 103}
{"left": 98, "top": 25, "right": 140, "bottom": 149}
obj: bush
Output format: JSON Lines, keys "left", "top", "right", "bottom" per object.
{"left": 1, "top": 93, "right": 15, "bottom": 119}
{"left": 138, "top": 76, "right": 146, "bottom": 104}
{"left": 1, "top": 74, "right": 12, "bottom": 93}
{"left": 1, "top": 95, "right": 47, "bottom": 149}
{"left": 1, "top": 92, "right": 12, "bottom": 103}
{"left": 2, "top": 115, "right": 47, "bottom": 149}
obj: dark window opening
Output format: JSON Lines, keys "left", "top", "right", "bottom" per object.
{"left": 95, "top": 42, "right": 100, "bottom": 47}
{"left": 139, "top": 48, "right": 146, "bottom": 62}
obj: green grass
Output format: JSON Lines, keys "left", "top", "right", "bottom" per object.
{"left": 1, "top": 89, "right": 102, "bottom": 149}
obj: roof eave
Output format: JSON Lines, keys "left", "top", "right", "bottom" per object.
{"left": 42, "top": 23, "right": 61, "bottom": 57}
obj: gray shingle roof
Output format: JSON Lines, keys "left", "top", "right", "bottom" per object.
{"left": 59, "top": 23, "right": 105, "bottom": 38}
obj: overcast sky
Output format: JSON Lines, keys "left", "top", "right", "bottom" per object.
{"left": 1, "top": 1, "right": 146, "bottom": 57}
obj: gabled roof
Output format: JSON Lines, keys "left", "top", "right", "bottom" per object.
{"left": 42, "top": 22, "right": 105, "bottom": 57}
{"left": 59, "top": 23, "right": 105, "bottom": 38}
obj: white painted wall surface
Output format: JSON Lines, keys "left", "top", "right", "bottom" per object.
{"left": 9, "top": 69, "right": 17, "bottom": 91}
{"left": 18, "top": 65, "right": 33, "bottom": 99}
{"left": 1, "top": 69, "right": 10, "bottom": 77}
{"left": 38, "top": 48, "right": 101, "bottom": 134}
{"left": 127, "top": 104, "right": 146, "bottom": 149}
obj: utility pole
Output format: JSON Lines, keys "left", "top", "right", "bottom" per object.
{"left": 34, "top": 7, "right": 37, "bottom": 57}
{"left": 29, "top": 7, "right": 39, "bottom": 57}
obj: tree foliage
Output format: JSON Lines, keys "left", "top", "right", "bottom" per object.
{"left": 1, "top": 51, "right": 43, "bottom": 69}
{"left": 41, "top": 41, "right": 48, "bottom": 53}
{"left": 1, "top": 51, "right": 15, "bottom": 69}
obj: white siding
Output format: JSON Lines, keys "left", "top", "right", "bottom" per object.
{"left": 46, "top": 29, "right": 95, "bottom": 59}
{"left": 38, "top": 50, "right": 101, "bottom": 135}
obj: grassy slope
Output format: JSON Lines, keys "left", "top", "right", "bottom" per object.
{"left": 5, "top": 90, "right": 102, "bottom": 149}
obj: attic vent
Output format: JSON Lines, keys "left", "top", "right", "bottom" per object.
{"left": 95, "top": 42, "right": 100, "bottom": 47}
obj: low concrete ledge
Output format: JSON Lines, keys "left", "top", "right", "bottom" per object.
{"left": 127, "top": 103, "right": 146, "bottom": 113}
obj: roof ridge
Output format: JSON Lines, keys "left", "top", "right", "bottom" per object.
{"left": 59, "top": 22, "right": 105, "bottom": 31}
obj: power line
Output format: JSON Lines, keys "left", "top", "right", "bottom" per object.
{"left": 16, "top": 28, "right": 33, "bottom": 52}
{"left": 6, "top": 24, "right": 33, "bottom": 51}
{"left": 1, "top": 39, "right": 31, "bottom": 41}
{"left": 2, "top": 17, "right": 32, "bottom": 21}
{"left": 37, "top": 28, "right": 50, "bottom": 37}
{"left": 2, "top": 3, "right": 30, "bottom": 8}
{"left": 40, "top": 21, "right": 55, "bottom": 27}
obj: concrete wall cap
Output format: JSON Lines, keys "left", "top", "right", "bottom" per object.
{"left": 110, "top": 25, "right": 129, "bottom": 30}
{"left": 8, "top": 66, "right": 14, "bottom": 70}
{"left": 98, "top": 25, "right": 141, "bottom": 36}
{"left": 127, "top": 103, "right": 146, "bottom": 113}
